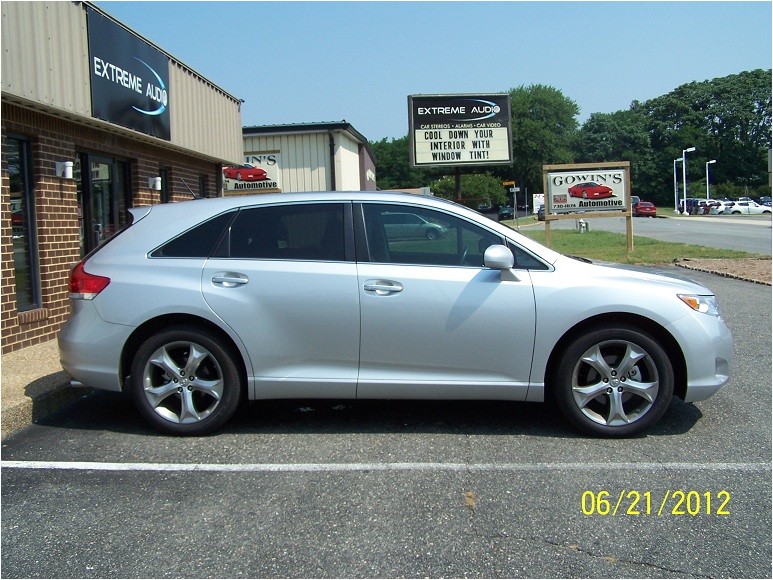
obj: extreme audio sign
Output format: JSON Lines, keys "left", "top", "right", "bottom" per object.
{"left": 408, "top": 94, "right": 512, "bottom": 167}
{"left": 87, "top": 7, "right": 171, "bottom": 140}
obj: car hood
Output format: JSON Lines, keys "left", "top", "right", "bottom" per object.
{"left": 554, "top": 255, "right": 713, "bottom": 295}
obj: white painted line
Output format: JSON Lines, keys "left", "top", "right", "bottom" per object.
{"left": 1, "top": 460, "right": 770, "bottom": 473}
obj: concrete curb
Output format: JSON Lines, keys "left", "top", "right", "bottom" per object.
{"left": 1, "top": 338, "right": 93, "bottom": 440}
{"left": 675, "top": 263, "right": 772, "bottom": 286}
{"left": 1, "top": 375, "right": 92, "bottom": 440}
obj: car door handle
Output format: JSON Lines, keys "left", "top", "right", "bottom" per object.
{"left": 363, "top": 280, "right": 403, "bottom": 295}
{"left": 212, "top": 272, "right": 249, "bottom": 287}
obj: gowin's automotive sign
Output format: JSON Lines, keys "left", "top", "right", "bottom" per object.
{"left": 87, "top": 7, "right": 170, "bottom": 140}
{"left": 408, "top": 94, "right": 512, "bottom": 167}
{"left": 546, "top": 168, "right": 628, "bottom": 214}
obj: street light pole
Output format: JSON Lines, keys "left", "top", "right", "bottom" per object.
{"left": 682, "top": 146, "right": 696, "bottom": 214}
{"left": 673, "top": 158, "right": 683, "bottom": 213}
{"left": 706, "top": 159, "right": 716, "bottom": 199}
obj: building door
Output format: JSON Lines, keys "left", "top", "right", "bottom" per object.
{"left": 75, "top": 154, "right": 130, "bottom": 255}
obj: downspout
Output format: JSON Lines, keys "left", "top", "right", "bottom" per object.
{"left": 328, "top": 131, "right": 337, "bottom": 191}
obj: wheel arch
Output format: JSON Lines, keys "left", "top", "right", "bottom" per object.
{"left": 544, "top": 312, "right": 687, "bottom": 400}
{"left": 120, "top": 314, "right": 248, "bottom": 396}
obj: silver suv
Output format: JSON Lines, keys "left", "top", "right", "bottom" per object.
{"left": 59, "top": 192, "right": 732, "bottom": 436}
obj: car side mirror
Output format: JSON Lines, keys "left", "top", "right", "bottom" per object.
{"left": 484, "top": 245, "right": 514, "bottom": 270}
{"left": 484, "top": 245, "right": 520, "bottom": 282}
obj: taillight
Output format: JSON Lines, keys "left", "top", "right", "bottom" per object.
{"left": 69, "top": 261, "right": 110, "bottom": 300}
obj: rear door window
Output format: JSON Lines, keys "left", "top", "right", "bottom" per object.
{"left": 224, "top": 204, "right": 346, "bottom": 261}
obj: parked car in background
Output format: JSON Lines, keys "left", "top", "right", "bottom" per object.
{"left": 222, "top": 163, "right": 268, "bottom": 181}
{"left": 632, "top": 201, "right": 657, "bottom": 218}
{"left": 537, "top": 205, "right": 545, "bottom": 221}
{"left": 725, "top": 201, "right": 772, "bottom": 215}
{"left": 568, "top": 182, "right": 614, "bottom": 199}
{"left": 382, "top": 211, "right": 448, "bottom": 240}
{"left": 760, "top": 196, "right": 771, "bottom": 207}
{"left": 709, "top": 201, "right": 735, "bottom": 215}
{"left": 59, "top": 191, "right": 733, "bottom": 438}
{"left": 498, "top": 206, "right": 514, "bottom": 221}
{"left": 679, "top": 198, "right": 702, "bottom": 214}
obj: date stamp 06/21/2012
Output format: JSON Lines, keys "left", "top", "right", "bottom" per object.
{"left": 580, "top": 490, "right": 731, "bottom": 517}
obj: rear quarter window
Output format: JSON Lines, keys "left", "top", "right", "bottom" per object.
{"left": 150, "top": 211, "right": 234, "bottom": 258}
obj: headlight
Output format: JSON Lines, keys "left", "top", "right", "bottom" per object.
{"left": 678, "top": 294, "right": 723, "bottom": 319}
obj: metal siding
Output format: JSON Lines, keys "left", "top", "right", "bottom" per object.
{"left": 243, "top": 133, "right": 331, "bottom": 192}
{"left": 2, "top": 2, "right": 242, "bottom": 164}
{"left": 336, "top": 133, "right": 361, "bottom": 190}
{"left": 169, "top": 62, "right": 242, "bottom": 162}
{"left": 1, "top": 1, "right": 91, "bottom": 116}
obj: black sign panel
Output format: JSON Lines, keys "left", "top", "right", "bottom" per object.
{"left": 87, "top": 7, "right": 170, "bottom": 140}
{"left": 408, "top": 94, "right": 513, "bottom": 167}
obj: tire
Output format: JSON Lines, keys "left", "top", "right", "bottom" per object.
{"left": 236, "top": 172, "right": 243, "bottom": 181}
{"left": 426, "top": 228, "right": 439, "bottom": 240}
{"left": 129, "top": 326, "right": 243, "bottom": 435}
{"left": 552, "top": 326, "right": 674, "bottom": 437}
{"left": 731, "top": 211, "right": 741, "bottom": 215}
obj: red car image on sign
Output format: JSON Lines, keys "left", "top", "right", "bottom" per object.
{"left": 568, "top": 182, "right": 614, "bottom": 199}
{"left": 223, "top": 164, "right": 268, "bottom": 181}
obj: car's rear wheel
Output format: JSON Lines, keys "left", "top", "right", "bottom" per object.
{"left": 552, "top": 326, "right": 674, "bottom": 437}
{"left": 129, "top": 326, "right": 242, "bottom": 435}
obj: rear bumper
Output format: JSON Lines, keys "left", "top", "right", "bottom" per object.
{"left": 58, "top": 300, "right": 134, "bottom": 392}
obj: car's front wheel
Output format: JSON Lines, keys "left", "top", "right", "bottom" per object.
{"left": 129, "top": 326, "right": 243, "bottom": 435}
{"left": 552, "top": 326, "right": 674, "bottom": 437}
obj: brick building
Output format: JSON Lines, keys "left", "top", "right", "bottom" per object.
{"left": 1, "top": 2, "right": 242, "bottom": 353}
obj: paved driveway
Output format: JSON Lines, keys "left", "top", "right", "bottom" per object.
{"left": 542, "top": 214, "right": 772, "bottom": 255}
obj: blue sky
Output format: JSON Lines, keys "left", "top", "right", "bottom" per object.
{"left": 95, "top": 1, "right": 772, "bottom": 141}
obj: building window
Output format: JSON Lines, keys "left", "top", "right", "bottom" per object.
{"left": 75, "top": 154, "right": 131, "bottom": 255}
{"left": 159, "top": 168, "right": 170, "bottom": 203}
{"left": 7, "top": 136, "right": 40, "bottom": 311}
{"left": 199, "top": 174, "right": 208, "bottom": 198}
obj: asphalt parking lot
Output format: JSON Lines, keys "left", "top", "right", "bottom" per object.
{"left": 1, "top": 269, "right": 770, "bottom": 578}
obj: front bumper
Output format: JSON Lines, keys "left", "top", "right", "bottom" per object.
{"left": 667, "top": 312, "right": 733, "bottom": 403}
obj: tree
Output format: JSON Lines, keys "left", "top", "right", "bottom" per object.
{"left": 632, "top": 69, "right": 771, "bottom": 201}
{"left": 370, "top": 135, "right": 449, "bottom": 190}
{"left": 430, "top": 173, "right": 508, "bottom": 207}
{"left": 574, "top": 109, "right": 657, "bottom": 200}
{"left": 505, "top": 84, "right": 580, "bottom": 195}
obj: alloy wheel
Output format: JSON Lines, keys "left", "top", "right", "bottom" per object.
{"left": 141, "top": 340, "right": 225, "bottom": 424}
